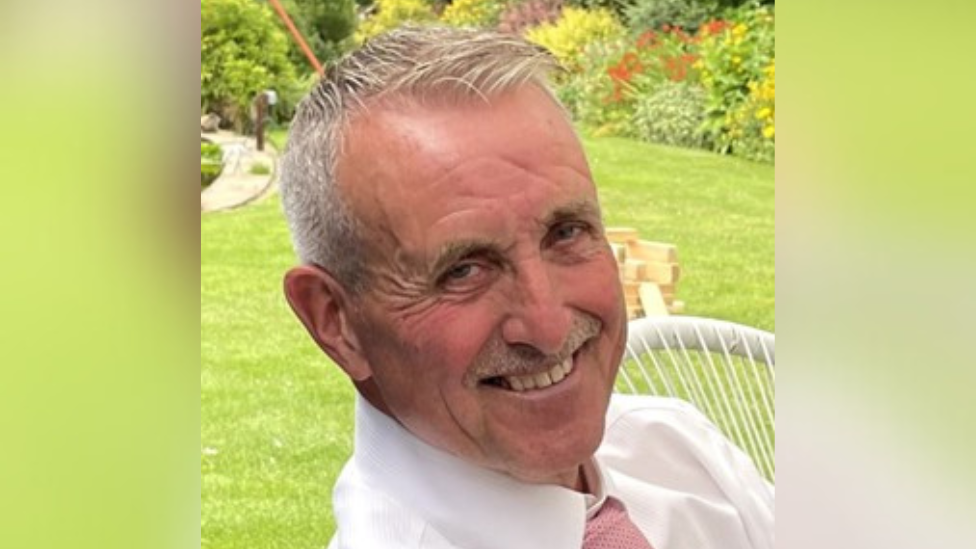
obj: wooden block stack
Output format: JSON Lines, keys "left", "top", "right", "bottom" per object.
{"left": 605, "top": 227, "right": 685, "bottom": 319}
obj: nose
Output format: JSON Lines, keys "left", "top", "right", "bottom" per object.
{"left": 500, "top": 259, "right": 573, "bottom": 355}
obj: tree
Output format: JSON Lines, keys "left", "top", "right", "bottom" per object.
{"left": 201, "top": 0, "right": 298, "bottom": 131}
{"left": 275, "top": 0, "right": 357, "bottom": 70}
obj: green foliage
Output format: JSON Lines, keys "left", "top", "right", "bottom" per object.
{"left": 557, "top": 38, "right": 632, "bottom": 136}
{"left": 525, "top": 7, "right": 625, "bottom": 70}
{"left": 440, "top": 0, "right": 507, "bottom": 28}
{"left": 623, "top": 26, "right": 704, "bottom": 90}
{"left": 724, "top": 58, "right": 774, "bottom": 162}
{"left": 695, "top": 1, "right": 774, "bottom": 157}
{"left": 266, "top": 71, "right": 321, "bottom": 132}
{"left": 278, "top": 0, "right": 358, "bottom": 69}
{"left": 550, "top": 1, "right": 773, "bottom": 162}
{"left": 624, "top": 0, "right": 721, "bottom": 33}
{"left": 565, "top": 0, "right": 630, "bottom": 19}
{"left": 267, "top": 128, "right": 290, "bottom": 151}
{"left": 632, "top": 81, "right": 709, "bottom": 149}
{"left": 355, "top": 0, "right": 437, "bottom": 42}
{"left": 201, "top": 142, "right": 223, "bottom": 187}
{"left": 560, "top": 25, "right": 703, "bottom": 138}
{"left": 249, "top": 162, "right": 272, "bottom": 176}
{"left": 201, "top": 0, "right": 298, "bottom": 132}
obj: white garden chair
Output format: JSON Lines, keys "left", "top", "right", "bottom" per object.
{"left": 617, "top": 316, "right": 775, "bottom": 482}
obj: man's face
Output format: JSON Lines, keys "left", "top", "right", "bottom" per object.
{"left": 337, "top": 86, "right": 627, "bottom": 489}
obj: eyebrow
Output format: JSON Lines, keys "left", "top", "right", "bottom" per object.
{"left": 427, "top": 200, "right": 602, "bottom": 277}
{"left": 541, "top": 200, "right": 602, "bottom": 227}
{"left": 429, "top": 239, "right": 504, "bottom": 279}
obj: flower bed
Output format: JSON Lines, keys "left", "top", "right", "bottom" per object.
{"left": 349, "top": 0, "right": 775, "bottom": 162}
{"left": 555, "top": 2, "right": 775, "bottom": 162}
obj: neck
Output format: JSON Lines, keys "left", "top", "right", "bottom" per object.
{"left": 356, "top": 382, "right": 597, "bottom": 495}
{"left": 354, "top": 378, "right": 396, "bottom": 417}
{"left": 576, "top": 462, "right": 592, "bottom": 493}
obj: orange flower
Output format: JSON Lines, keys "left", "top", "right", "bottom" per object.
{"left": 636, "top": 30, "right": 657, "bottom": 49}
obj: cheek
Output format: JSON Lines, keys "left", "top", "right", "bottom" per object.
{"left": 414, "top": 304, "right": 503, "bottom": 375}
{"left": 365, "top": 303, "right": 500, "bottom": 388}
{"left": 562, "top": 255, "right": 624, "bottom": 314}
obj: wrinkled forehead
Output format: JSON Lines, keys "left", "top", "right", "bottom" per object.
{"left": 336, "top": 85, "right": 586, "bottom": 191}
{"left": 333, "top": 86, "right": 597, "bottom": 264}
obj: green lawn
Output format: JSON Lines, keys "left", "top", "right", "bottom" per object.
{"left": 585, "top": 136, "right": 774, "bottom": 330}
{"left": 201, "top": 136, "right": 773, "bottom": 548}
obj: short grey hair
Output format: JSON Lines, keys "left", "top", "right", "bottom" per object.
{"left": 279, "top": 25, "right": 563, "bottom": 294}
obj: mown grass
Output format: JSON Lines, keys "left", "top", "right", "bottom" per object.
{"left": 201, "top": 136, "right": 773, "bottom": 548}
{"left": 585, "top": 137, "right": 774, "bottom": 330}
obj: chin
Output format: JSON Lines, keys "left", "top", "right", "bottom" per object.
{"left": 508, "top": 425, "right": 605, "bottom": 485}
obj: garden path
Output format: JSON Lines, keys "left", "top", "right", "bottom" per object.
{"left": 201, "top": 131, "right": 278, "bottom": 212}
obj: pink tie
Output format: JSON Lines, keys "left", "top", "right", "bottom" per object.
{"left": 583, "top": 497, "right": 654, "bottom": 549}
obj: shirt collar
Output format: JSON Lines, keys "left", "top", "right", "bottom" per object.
{"left": 581, "top": 457, "right": 611, "bottom": 519}
{"left": 351, "top": 394, "right": 599, "bottom": 549}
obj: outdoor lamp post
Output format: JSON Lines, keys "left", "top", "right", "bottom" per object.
{"left": 254, "top": 89, "right": 277, "bottom": 152}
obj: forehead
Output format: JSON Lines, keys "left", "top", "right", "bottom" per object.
{"left": 336, "top": 87, "right": 597, "bottom": 259}
{"left": 348, "top": 87, "right": 581, "bottom": 164}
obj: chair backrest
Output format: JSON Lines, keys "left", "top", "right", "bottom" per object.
{"left": 617, "top": 316, "right": 775, "bottom": 482}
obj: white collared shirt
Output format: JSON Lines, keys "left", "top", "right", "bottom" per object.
{"left": 328, "top": 394, "right": 773, "bottom": 549}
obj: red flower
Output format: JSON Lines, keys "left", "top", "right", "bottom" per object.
{"left": 700, "top": 20, "right": 730, "bottom": 37}
{"left": 636, "top": 30, "right": 657, "bottom": 49}
{"left": 607, "top": 60, "right": 635, "bottom": 83}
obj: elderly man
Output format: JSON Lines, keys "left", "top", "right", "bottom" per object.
{"left": 280, "top": 26, "right": 772, "bottom": 549}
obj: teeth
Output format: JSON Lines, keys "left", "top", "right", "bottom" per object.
{"left": 549, "top": 363, "right": 565, "bottom": 383}
{"left": 503, "top": 356, "right": 574, "bottom": 393}
{"left": 534, "top": 371, "right": 553, "bottom": 389}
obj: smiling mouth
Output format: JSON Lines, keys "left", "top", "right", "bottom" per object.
{"left": 482, "top": 353, "right": 576, "bottom": 393}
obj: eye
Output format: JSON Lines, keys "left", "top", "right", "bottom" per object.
{"left": 445, "top": 262, "right": 479, "bottom": 281}
{"left": 437, "top": 260, "right": 494, "bottom": 292}
{"left": 547, "top": 221, "right": 589, "bottom": 245}
{"left": 432, "top": 245, "right": 504, "bottom": 294}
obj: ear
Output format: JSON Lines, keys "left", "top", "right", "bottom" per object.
{"left": 283, "top": 265, "right": 373, "bottom": 381}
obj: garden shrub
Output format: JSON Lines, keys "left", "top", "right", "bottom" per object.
{"left": 614, "top": 27, "right": 704, "bottom": 96}
{"left": 355, "top": 0, "right": 437, "bottom": 42}
{"left": 565, "top": 0, "right": 630, "bottom": 20}
{"left": 561, "top": 25, "right": 704, "bottom": 138}
{"left": 441, "top": 0, "right": 507, "bottom": 28}
{"left": 558, "top": 38, "right": 632, "bottom": 136}
{"left": 694, "top": 1, "right": 774, "bottom": 157}
{"left": 497, "top": 0, "right": 565, "bottom": 35}
{"left": 525, "top": 7, "right": 625, "bottom": 71}
{"left": 549, "top": 0, "right": 773, "bottom": 162}
{"left": 201, "top": 0, "right": 298, "bottom": 132}
{"left": 724, "top": 58, "right": 774, "bottom": 162}
{"left": 279, "top": 0, "right": 357, "bottom": 69}
{"left": 201, "top": 142, "right": 223, "bottom": 187}
{"left": 266, "top": 72, "right": 320, "bottom": 133}
{"left": 632, "top": 81, "right": 710, "bottom": 149}
{"left": 624, "top": 0, "right": 721, "bottom": 34}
